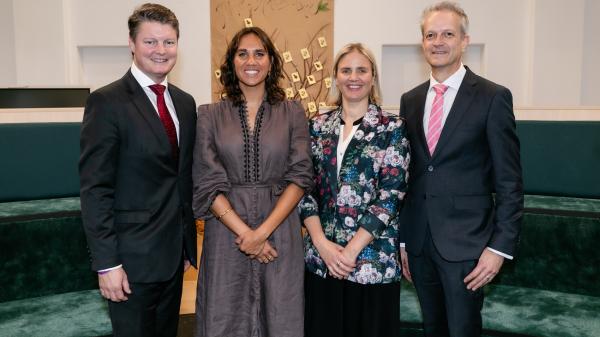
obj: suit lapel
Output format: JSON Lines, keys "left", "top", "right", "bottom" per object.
{"left": 124, "top": 71, "right": 173, "bottom": 155}
{"left": 320, "top": 110, "right": 341, "bottom": 202}
{"left": 169, "top": 86, "right": 189, "bottom": 170}
{"left": 413, "top": 83, "right": 430, "bottom": 158}
{"left": 432, "top": 68, "right": 478, "bottom": 158}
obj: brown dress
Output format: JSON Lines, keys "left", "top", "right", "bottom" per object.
{"left": 192, "top": 99, "right": 313, "bottom": 337}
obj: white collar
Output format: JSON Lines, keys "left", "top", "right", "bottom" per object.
{"left": 429, "top": 63, "right": 466, "bottom": 91}
{"left": 130, "top": 62, "right": 169, "bottom": 88}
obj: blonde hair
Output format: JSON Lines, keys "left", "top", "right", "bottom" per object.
{"left": 326, "top": 43, "right": 382, "bottom": 106}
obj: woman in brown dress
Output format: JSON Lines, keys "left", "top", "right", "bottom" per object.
{"left": 192, "top": 27, "right": 313, "bottom": 337}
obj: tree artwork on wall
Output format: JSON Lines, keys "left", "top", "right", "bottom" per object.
{"left": 211, "top": 0, "right": 334, "bottom": 117}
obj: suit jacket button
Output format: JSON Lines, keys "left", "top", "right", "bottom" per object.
{"left": 427, "top": 165, "right": 434, "bottom": 172}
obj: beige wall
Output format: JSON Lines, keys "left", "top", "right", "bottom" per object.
{"left": 0, "top": 0, "right": 16, "bottom": 86}
{"left": 581, "top": 0, "right": 600, "bottom": 106}
{"left": 12, "top": 0, "right": 68, "bottom": 86}
{"left": 529, "top": 0, "right": 585, "bottom": 106}
{"left": 334, "top": 0, "right": 600, "bottom": 107}
{"left": 1, "top": 0, "right": 599, "bottom": 108}
{"left": 1, "top": 0, "right": 212, "bottom": 105}
{"left": 66, "top": 0, "right": 212, "bottom": 104}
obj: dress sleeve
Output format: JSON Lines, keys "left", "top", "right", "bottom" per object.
{"left": 192, "top": 104, "right": 231, "bottom": 219}
{"left": 298, "top": 115, "right": 321, "bottom": 221}
{"left": 283, "top": 101, "right": 315, "bottom": 193}
{"left": 358, "top": 117, "right": 410, "bottom": 238}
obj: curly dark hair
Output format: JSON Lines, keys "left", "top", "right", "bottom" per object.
{"left": 219, "top": 27, "right": 285, "bottom": 106}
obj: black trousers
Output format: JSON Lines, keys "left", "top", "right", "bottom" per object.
{"left": 107, "top": 263, "right": 184, "bottom": 337}
{"left": 408, "top": 228, "right": 484, "bottom": 337}
{"left": 304, "top": 271, "right": 400, "bottom": 337}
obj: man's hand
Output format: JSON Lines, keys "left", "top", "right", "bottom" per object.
{"left": 464, "top": 249, "right": 504, "bottom": 291}
{"left": 98, "top": 268, "right": 131, "bottom": 302}
{"left": 400, "top": 247, "right": 412, "bottom": 283}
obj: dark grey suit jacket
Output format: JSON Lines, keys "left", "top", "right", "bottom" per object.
{"left": 80, "top": 70, "right": 197, "bottom": 282}
{"left": 399, "top": 67, "right": 523, "bottom": 261}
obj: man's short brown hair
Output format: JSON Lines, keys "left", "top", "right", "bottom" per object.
{"left": 128, "top": 3, "right": 179, "bottom": 40}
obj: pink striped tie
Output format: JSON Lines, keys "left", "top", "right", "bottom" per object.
{"left": 426, "top": 84, "right": 448, "bottom": 155}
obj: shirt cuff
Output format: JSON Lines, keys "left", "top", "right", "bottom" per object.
{"left": 486, "top": 247, "right": 513, "bottom": 260}
{"left": 98, "top": 264, "right": 123, "bottom": 273}
{"left": 400, "top": 242, "right": 406, "bottom": 248}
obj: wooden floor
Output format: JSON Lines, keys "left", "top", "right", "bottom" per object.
{"left": 180, "top": 280, "right": 197, "bottom": 314}
{"left": 179, "top": 221, "right": 203, "bottom": 314}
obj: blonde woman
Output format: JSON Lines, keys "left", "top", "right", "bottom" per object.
{"left": 299, "top": 43, "right": 410, "bottom": 337}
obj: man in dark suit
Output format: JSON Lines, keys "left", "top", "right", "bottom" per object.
{"left": 79, "top": 3, "right": 197, "bottom": 336}
{"left": 399, "top": 2, "right": 523, "bottom": 336}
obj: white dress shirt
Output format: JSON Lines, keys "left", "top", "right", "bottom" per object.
{"left": 422, "top": 64, "right": 466, "bottom": 134}
{"left": 336, "top": 118, "right": 362, "bottom": 175}
{"left": 130, "top": 62, "right": 180, "bottom": 142}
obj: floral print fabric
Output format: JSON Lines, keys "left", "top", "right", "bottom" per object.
{"left": 299, "top": 104, "right": 410, "bottom": 284}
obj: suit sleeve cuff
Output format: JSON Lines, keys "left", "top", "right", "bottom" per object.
{"left": 97, "top": 264, "right": 123, "bottom": 273}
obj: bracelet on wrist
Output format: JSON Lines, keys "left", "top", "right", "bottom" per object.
{"left": 215, "top": 207, "right": 233, "bottom": 220}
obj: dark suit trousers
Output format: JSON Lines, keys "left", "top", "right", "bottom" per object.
{"left": 408, "top": 228, "right": 483, "bottom": 337}
{"left": 108, "top": 262, "right": 184, "bottom": 337}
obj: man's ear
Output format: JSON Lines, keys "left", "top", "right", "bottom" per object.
{"left": 461, "top": 34, "right": 470, "bottom": 51}
{"left": 128, "top": 37, "right": 135, "bottom": 54}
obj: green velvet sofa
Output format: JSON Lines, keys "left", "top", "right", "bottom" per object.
{"left": 1, "top": 121, "right": 599, "bottom": 336}
{"left": 0, "top": 123, "right": 112, "bottom": 336}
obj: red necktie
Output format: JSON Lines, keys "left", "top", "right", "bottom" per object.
{"left": 426, "top": 84, "right": 448, "bottom": 155}
{"left": 149, "top": 84, "right": 179, "bottom": 163}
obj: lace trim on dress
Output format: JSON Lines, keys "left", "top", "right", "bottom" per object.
{"left": 238, "top": 102, "right": 265, "bottom": 182}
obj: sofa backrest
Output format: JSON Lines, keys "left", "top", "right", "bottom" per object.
{"left": 0, "top": 123, "right": 81, "bottom": 202}
{"left": 1, "top": 120, "right": 599, "bottom": 201}
{"left": 517, "top": 121, "right": 600, "bottom": 199}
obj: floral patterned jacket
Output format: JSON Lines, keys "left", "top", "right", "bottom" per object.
{"left": 299, "top": 104, "right": 410, "bottom": 284}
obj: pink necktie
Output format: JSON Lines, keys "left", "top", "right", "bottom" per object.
{"left": 426, "top": 84, "right": 448, "bottom": 155}
{"left": 149, "top": 84, "right": 179, "bottom": 163}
